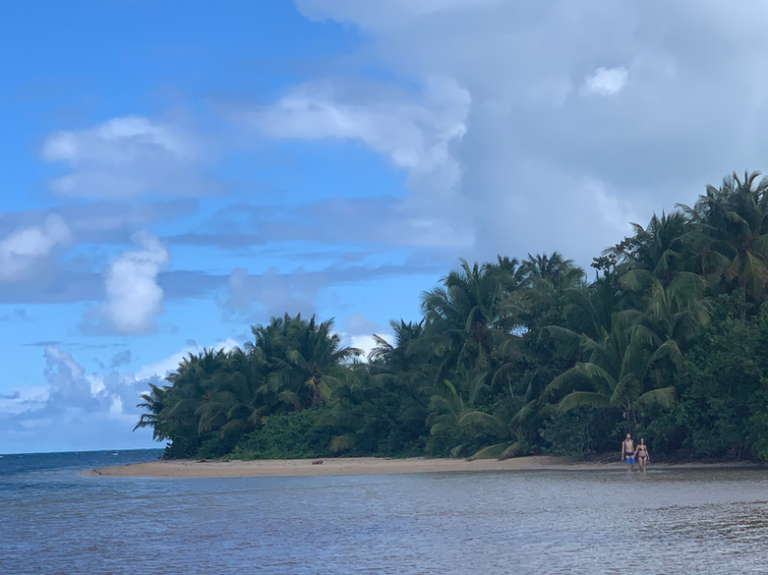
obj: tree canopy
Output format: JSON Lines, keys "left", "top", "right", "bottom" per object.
{"left": 137, "top": 172, "right": 768, "bottom": 462}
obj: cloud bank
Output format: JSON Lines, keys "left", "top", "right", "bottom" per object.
{"left": 285, "top": 0, "right": 768, "bottom": 267}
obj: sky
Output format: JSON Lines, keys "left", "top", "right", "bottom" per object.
{"left": 3, "top": 0, "right": 768, "bottom": 453}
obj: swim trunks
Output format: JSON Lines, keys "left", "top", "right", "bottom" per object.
{"left": 625, "top": 457, "right": 635, "bottom": 464}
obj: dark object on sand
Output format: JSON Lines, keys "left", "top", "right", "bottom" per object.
{"left": 312, "top": 460, "right": 323, "bottom": 465}
{"left": 197, "top": 459, "right": 207, "bottom": 463}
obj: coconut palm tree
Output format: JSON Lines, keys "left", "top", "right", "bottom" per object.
{"left": 604, "top": 212, "right": 691, "bottom": 287}
{"left": 272, "top": 314, "right": 362, "bottom": 406}
{"left": 544, "top": 310, "right": 678, "bottom": 433}
{"left": 420, "top": 259, "right": 518, "bottom": 380}
{"left": 681, "top": 171, "right": 768, "bottom": 316}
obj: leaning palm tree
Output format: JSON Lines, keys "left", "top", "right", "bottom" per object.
{"left": 134, "top": 383, "right": 168, "bottom": 440}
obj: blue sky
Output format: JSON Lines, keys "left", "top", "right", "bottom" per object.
{"left": 4, "top": 0, "right": 768, "bottom": 453}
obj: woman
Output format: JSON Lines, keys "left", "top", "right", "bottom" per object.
{"left": 634, "top": 439, "right": 650, "bottom": 471}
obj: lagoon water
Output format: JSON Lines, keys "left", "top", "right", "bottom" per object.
{"left": 2, "top": 451, "right": 768, "bottom": 574}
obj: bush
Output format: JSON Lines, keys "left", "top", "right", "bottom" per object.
{"left": 539, "top": 408, "right": 619, "bottom": 457}
{"left": 230, "top": 409, "right": 335, "bottom": 460}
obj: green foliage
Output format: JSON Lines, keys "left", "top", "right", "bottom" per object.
{"left": 539, "top": 409, "right": 619, "bottom": 456}
{"left": 670, "top": 310, "right": 768, "bottom": 458}
{"left": 135, "top": 171, "right": 768, "bottom": 462}
{"left": 231, "top": 410, "right": 335, "bottom": 460}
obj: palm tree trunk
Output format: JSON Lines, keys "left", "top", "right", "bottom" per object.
{"left": 626, "top": 404, "right": 637, "bottom": 437}
{"left": 740, "top": 287, "right": 747, "bottom": 323}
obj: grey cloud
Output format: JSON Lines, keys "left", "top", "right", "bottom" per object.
{"left": 22, "top": 340, "right": 119, "bottom": 350}
{"left": 220, "top": 259, "right": 443, "bottom": 323}
{"left": 0, "top": 308, "right": 35, "bottom": 322}
{"left": 0, "top": 199, "right": 198, "bottom": 245}
{"left": 23, "top": 340, "right": 63, "bottom": 347}
{"left": 224, "top": 267, "right": 320, "bottom": 321}
{"left": 0, "top": 346, "right": 160, "bottom": 452}
{"left": 0, "top": 392, "right": 20, "bottom": 400}
{"left": 44, "top": 346, "right": 101, "bottom": 411}
{"left": 165, "top": 196, "right": 470, "bottom": 255}
{"left": 0, "top": 269, "right": 102, "bottom": 304}
{"left": 287, "top": 0, "right": 768, "bottom": 268}
{"left": 110, "top": 350, "right": 132, "bottom": 369}
{"left": 158, "top": 270, "right": 225, "bottom": 300}
{"left": 167, "top": 232, "right": 268, "bottom": 251}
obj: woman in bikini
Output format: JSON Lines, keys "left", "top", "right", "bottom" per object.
{"left": 634, "top": 438, "right": 650, "bottom": 471}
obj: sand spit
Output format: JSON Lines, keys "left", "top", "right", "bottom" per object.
{"left": 81, "top": 456, "right": 764, "bottom": 479}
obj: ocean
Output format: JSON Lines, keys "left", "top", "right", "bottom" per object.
{"left": 2, "top": 450, "right": 768, "bottom": 574}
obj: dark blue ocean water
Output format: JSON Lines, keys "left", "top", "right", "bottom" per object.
{"left": 2, "top": 452, "right": 768, "bottom": 574}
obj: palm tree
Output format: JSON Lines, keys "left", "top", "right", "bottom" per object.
{"left": 134, "top": 383, "right": 168, "bottom": 440}
{"left": 681, "top": 171, "right": 768, "bottom": 317}
{"left": 520, "top": 252, "right": 584, "bottom": 290}
{"left": 420, "top": 259, "right": 517, "bottom": 379}
{"left": 621, "top": 270, "right": 711, "bottom": 345}
{"left": 368, "top": 319, "right": 424, "bottom": 370}
{"left": 274, "top": 314, "right": 362, "bottom": 406}
{"left": 544, "top": 311, "right": 678, "bottom": 433}
{"left": 604, "top": 212, "right": 691, "bottom": 287}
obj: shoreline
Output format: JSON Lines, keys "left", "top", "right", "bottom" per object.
{"left": 81, "top": 456, "right": 766, "bottom": 479}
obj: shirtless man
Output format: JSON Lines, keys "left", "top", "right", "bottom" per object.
{"left": 621, "top": 434, "right": 635, "bottom": 469}
{"left": 634, "top": 439, "right": 650, "bottom": 472}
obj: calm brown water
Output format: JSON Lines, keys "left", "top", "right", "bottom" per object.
{"left": 2, "top": 452, "right": 767, "bottom": 574}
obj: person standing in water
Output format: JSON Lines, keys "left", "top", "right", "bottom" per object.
{"left": 634, "top": 439, "right": 650, "bottom": 472}
{"left": 621, "top": 434, "right": 635, "bottom": 469}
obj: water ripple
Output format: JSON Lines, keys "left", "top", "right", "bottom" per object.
{"left": 2, "top": 457, "right": 768, "bottom": 574}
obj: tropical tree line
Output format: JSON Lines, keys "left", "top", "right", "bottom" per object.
{"left": 136, "top": 172, "right": 768, "bottom": 461}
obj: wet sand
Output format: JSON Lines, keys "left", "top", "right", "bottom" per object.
{"left": 82, "top": 456, "right": 762, "bottom": 478}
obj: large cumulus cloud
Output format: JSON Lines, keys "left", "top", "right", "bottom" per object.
{"left": 290, "top": 0, "right": 768, "bottom": 266}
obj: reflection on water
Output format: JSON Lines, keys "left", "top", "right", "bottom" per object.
{"left": 2, "top": 454, "right": 768, "bottom": 574}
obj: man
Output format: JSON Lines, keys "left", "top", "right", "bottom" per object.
{"left": 621, "top": 434, "right": 635, "bottom": 469}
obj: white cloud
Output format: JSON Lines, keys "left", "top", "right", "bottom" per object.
{"left": 135, "top": 338, "right": 240, "bottom": 380}
{"left": 582, "top": 66, "right": 629, "bottom": 96}
{"left": 0, "top": 215, "right": 71, "bottom": 282}
{"left": 0, "top": 386, "right": 49, "bottom": 416}
{"left": 85, "top": 232, "right": 169, "bottom": 336}
{"left": 41, "top": 115, "right": 215, "bottom": 200}
{"left": 245, "top": 76, "right": 470, "bottom": 174}
{"left": 237, "top": 76, "right": 474, "bottom": 250}
{"left": 339, "top": 313, "right": 394, "bottom": 358}
{"left": 350, "top": 334, "right": 393, "bottom": 358}
{"left": 0, "top": 339, "right": 243, "bottom": 452}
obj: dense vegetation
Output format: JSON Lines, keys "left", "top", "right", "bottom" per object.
{"left": 136, "top": 172, "right": 768, "bottom": 461}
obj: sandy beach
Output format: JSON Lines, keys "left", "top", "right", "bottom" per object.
{"left": 82, "top": 456, "right": 763, "bottom": 479}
